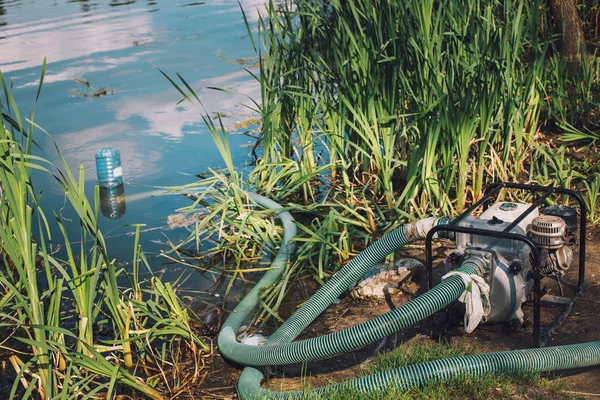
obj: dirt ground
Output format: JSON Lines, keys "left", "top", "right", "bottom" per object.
{"left": 196, "top": 228, "right": 600, "bottom": 399}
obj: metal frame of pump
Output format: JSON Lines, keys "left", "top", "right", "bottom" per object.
{"left": 219, "top": 188, "right": 599, "bottom": 398}
{"left": 425, "top": 181, "right": 587, "bottom": 348}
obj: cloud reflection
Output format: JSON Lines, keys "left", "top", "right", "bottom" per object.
{"left": 214, "top": 0, "right": 268, "bottom": 22}
{"left": 112, "top": 70, "right": 260, "bottom": 140}
{"left": 17, "top": 52, "right": 154, "bottom": 88}
{"left": 51, "top": 121, "right": 163, "bottom": 188}
{"left": 0, "top": 9, "right": 153, "bottom": 73}
{"left": 52, "top": 69, "right": 260, "bottom": 187}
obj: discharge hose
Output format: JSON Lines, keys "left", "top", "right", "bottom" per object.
{"left": 218, "top": 193, "right": 454, "bottom": 366}
{"left": 239, "top": 340, "right": 600, "bottom": 398}
{"left": 218, "top": 193, "right": 600, "bottom": 398}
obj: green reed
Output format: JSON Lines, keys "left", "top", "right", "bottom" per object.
{"left": 0, "top": 68, "right": 208, "bottom": 399}
{"left": 166, "top": 0, "right": 600, "bottom": 326}
{"left": 244, "top": 0, "right": 547, "bottom": 213}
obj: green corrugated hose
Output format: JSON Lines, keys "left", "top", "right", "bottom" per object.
{"left": 218, "top": 193, "right": 600, "bottom": 398}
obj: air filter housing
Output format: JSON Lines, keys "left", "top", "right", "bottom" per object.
{"left": 543, "top": 205, "right": 578, "bottom": 235}
{"left": 530, "top": 215, "right": 567, "bottom": 249}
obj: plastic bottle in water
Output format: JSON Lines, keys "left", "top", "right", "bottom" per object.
{"left": 95, "top": 147, "right": 124, "bottom": 188}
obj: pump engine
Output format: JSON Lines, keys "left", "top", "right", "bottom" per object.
{"left": 451, "top": 202, "right": 578, "bottom": 324}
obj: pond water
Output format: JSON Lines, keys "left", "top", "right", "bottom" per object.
{"left": 0, "top": 0, "right": 263, "bottom": 292}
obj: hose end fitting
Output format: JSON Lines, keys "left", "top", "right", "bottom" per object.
{"left": 435, "top": 217, "right": 455, "bottom": 240}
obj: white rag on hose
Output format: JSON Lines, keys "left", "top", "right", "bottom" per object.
{"left": 238, "top": 333, "right": 268, "bottom": 346}
{"left": 442, "top": 271, "right": 491, "bottom": 333}
{"left": 405, "top": 217, "right": 437, "bottom": 242}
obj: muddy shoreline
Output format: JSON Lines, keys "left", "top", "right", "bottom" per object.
{"left": 195, "top": 229, "right": 600, "bottom": 399}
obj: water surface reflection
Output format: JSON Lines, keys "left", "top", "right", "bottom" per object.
{"left": 100, "top": 184, "right": 127, "bottom": 220}
{"left": 0, "top": 0, "right": 262, "bottom": 288}
{"left": 1, "top": 10, "right": 153, "bottom": 73}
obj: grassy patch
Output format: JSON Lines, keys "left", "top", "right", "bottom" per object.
{"left": 286, "top": 337, "right": 581, "bottom": 400}
{"left": 365, "top": 336, "right": 478, "bottom": 373}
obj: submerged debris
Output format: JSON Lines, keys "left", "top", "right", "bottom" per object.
{"left": 233, "top": 117, "right": 262, "bottom": 131}
{"left": 71, "top": 77, "right": 115, "bottom": 98}
{"left": 234, "top": 56, "right": 260, "bottom": 68}
{"left": 89, "top": 88, "right": 114, "bottom": 97}
{"left": 167, "top": 212, "right": 203, "bottom": 230}
{"left": 180, "top": 2, "right": 205, "bottom": 7}
{"left": 73, "top": 77, "right": 92, "bottom": 88}
{"left": 132, "top": 39, "right": 151, "bottom": 47}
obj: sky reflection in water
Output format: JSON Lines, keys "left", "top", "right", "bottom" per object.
{"left": 0, "top": 0, "right": 262, "bottom": 286}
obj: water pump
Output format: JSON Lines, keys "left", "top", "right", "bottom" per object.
{"left": 425, "top": 182, "right": 587, "bottom": 347}
{"left": 219, "top": 184, "right": 595, "bottom": 398}
{"left": 450, "top": 201, "right": 577, "bottom": 324}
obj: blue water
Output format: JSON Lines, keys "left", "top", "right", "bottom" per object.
{"left": 0, "top": 0, "right": 263, "bottom": 291}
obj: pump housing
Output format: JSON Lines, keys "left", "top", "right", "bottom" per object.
{"left": 425, "top": 182, "right": 587, "bottom": 347}
{"left": 453, "top": 202, "right": 575, "bottom": 324}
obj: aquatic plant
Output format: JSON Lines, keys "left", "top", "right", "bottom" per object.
{"left": 0, "top": 67, "right": 209, "bottom": 399}
{"left": 166, "top": 0, "right": 600, "bottom": 325}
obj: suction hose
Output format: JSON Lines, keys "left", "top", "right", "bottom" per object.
{"left": 218, "top": 193, "right": 600, "bottom": 398}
